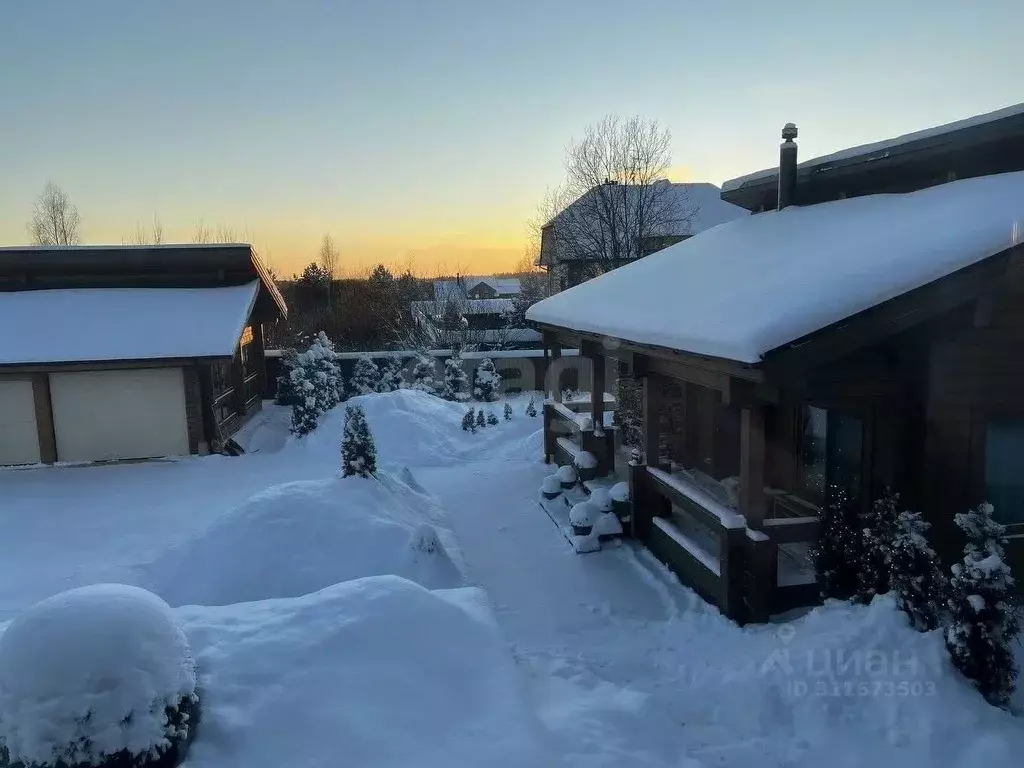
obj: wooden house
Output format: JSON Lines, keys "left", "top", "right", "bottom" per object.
{"left": 527, "top": 103, "right": 1024, "bottom": 623}
{"left": 0, "top": 244, "right": 286, "bottom": 465}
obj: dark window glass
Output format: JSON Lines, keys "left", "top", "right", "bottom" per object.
{"left": 799, "top": 405, "right": 863, "bottom": 505}
{"left": 799, "top": 406, "right": 828, "bottom": 500}
{"left": 985, "top": 420, "right": 1024, "bottom": 526}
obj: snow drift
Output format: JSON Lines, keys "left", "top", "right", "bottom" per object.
{"left": 176, "top": 576, "right": 553, "bottom": 768}
{"left": 144, "top": 471, "right": 462, "bottom": 607}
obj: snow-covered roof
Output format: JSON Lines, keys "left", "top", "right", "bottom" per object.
{"left": 722, "top": 102, "right": 1024, "bottom": 193}
{"left": 527, "top": 171, "right": 1024, "bottom": 363}
{"left": 0, "top": 281, "right": 259, "bottom": 365}
{"left": 432, "top": 277, "right": 521, "bottom": 300}
{"left": 411, "top": 298, "right": 514, "bottom": 316}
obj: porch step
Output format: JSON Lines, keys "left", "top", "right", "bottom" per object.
{"left": 538, "top": 485, "right": 626, "bottom": 554}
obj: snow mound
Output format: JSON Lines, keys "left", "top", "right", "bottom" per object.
{"left": 144, "top": 472, "right": 462, "bottom": 607}
{"left": 176, "top": 576, "right": 553, "bottom": 767}
{"left": 0, "top": 584, "right": 197, "bottom": 767}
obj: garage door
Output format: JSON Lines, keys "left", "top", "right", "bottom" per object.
{"left": 50, "top": 368, "right": 190, "bottom": 462}
{"left": 0, "top": 379, "right": 41, "bottom": 465}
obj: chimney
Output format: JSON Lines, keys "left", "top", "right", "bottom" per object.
{"left": 778, "top": 122, "right": 798, "bottom": 210}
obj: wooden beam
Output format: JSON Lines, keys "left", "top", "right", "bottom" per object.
{"left": 739, "top": 406, "right": 767, "bottom": 527}
{"left": 761, "top": 515, "right": 820, "bottom": 544}
{"left": 31, "top": 373, "right": 57, "bottom": 464}
{"left": 642, "top": 373, "right": 661, "bottom": 466}
{"left": 645, "top": 355, "right": 731, "bottom": 393}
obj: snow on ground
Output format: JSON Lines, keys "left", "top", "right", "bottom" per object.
{"left": 0, "top": 389, "right": 1022, "bottom": 766}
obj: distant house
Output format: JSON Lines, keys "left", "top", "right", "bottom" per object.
{"left": 412, "top": 275, "right": 538, "bottom": 349}
{"left": 528, "top": 102, "right": 1024, "bottom": 622}
{"left": 432, "top": 275, "right": 522, "bottom": 301}
{"left": 537, "top": 181, "right": 747, "bottom": 291}
{"left": 0, "top": 244, "right": 286, "bottom": 466}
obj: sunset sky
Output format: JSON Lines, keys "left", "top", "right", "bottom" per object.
{"left": 2, "top": 0, "right": 1022, "bottom": 276}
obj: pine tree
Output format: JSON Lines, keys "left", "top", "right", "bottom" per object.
{"left": 410, "top": 350, "right": 438, "bottom": 395}
{"left": 472, "top": 357, "right": 502, "bottom": 402}
{"left": 525, "top": 396, "right": 538, "bottom": 417}
{"left": 308, "top": 331, "right": 343, "bottom": 412}
{"left": 476, "top": 409, "right": 486, "bottom": 429}
{"left": 275, "top": 347, "right": 300, "bottom": 405}
{"left": 486, "top": 410, "right": 499, "bottom": 425}
{"left": 288, "top": 362, "right": 320, "bottom": 437}
{"left": 812, "top": 487, "right": 863, "bottom": 601}
{"left": 442, "top": 350, "right": 469, "bottom": 402}
{"left": 890, "top": 509, "right": 947, "bottom": 631}
{"left": 503, "top": 402, "right": 513, "bottom": 420}
{"left": 853, "top": 492, "right": 898, "bottom": 604}
{"left": 461, "top": 408, "right": 475, "bottom": 432}
{"left": 945, "top": 503, "right": 1019, "bottom": 708}
{"left": 341, "top": 404, "right": 378, "bottom": 478}
{"left": 351, "top": 354, "right": 381, "bottom": 396}
{"left": 377, "top": 357, "right": 405, "bottom": 393}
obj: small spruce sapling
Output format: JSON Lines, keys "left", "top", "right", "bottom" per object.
{"left": 275, "top": 347, "right": 300, "bottom": 405}
{"left": 341, "top": 404, "right": 378, "bottom": 478}
{"left": 472, "top": 357, "right": 501, "bottom": 402}
{"left": 309, "top": 331, "right": 343, "bottom": 412}
{"left": 410, "top": 351, "right": 438, "bottom": 394}
{"left": 461, "top": 408, "right": 476, "bottom": 432}
{"left": 812, "top": 487, "right": 863, "bottom": 601}
{"left": 503, "top": 402, "right": 513, "bottom": 420}
{"left": 377, "top": 357, "right": 405, "bottom": 393}
{"left": 945, "top": 502, "right": 1020, "bottom": 708}
{"left": 288, "top": 360, "right": 319, "bottom": 437}
{"left": 350, "top": 354, "right": 381, "bottom": 396}
{"left": 476, "top": 409, "right": 486, "bottom": 429}
{"left": 442, "top": 350, "right": 470, "bottom": 401}
{"left": 486, "top": 410, "right": 499, "bottom": 426}
{"left": 853, "top": 492, "right": 898, "bottom": 604}
{"left": 890, "top": 509, "right": 947, "bottom": 631}
{"left": 525, "top": 396, "right": 538, "bottom": 417}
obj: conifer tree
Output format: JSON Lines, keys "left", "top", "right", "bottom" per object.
{"left": 442, "top": 350, "right": 469, "bottom": 401}
{"left": 476, "top": 408, "right": 486, "bottom": 429}
{"left": 275, "top": 347, "right": 299, "bottom": 405}
{"left": 341, "top": 404, "right": 378, "bottom": 478}
{"left": 503, "top": 402, "right": 513, "bottom": 420}
{"left": 945, "top": 503, "right": 1019, "bottom": 708}
{"left": 812, "top": 487, "right": 863, "bottom": 601}
{"left": 525, "top": 396, "right": 538, "bottom": 417}
{"left": 410, "top": 350, "right": 438, "bottom": 394}
{"left": 376, "top": 357, "right": 405, "bottom": 393}
{"left": 351, "top": 354, "right": 381, "bottom": 396}
{"left": 853, "top": 492, "right": 898, "bottom": 604}
{"left": 890, "top": 509, "right": 947, "bottom": 631}
{"left": 309, "top": 331, "right": 343, "bottom": 412}
{"left": 288, "top": 362, "right": 319, "bottom": 437}
{"left": 486, "top": 410, "right": 499, "bottom": 425}
{"left": 462, "top": 407, "right": 476, "bottom": 433}
{"left": 472, "top": 357, "right": 502, "bottom": 402}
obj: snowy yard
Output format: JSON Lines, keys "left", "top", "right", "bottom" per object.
{"left": 1, "top": 390, "right": 1023, "bottom": 767}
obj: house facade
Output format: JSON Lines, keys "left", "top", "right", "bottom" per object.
{"left": 411, "top": 275, "right": 539, "bottom": 349}
{"left": 527, "top": 103, "right": 1024, "bottom": 623}
{"left": 537, "top": 181, "right": 748, "bottom": 292}
{"left": 0, "top": 244, "right": 286, "bottom": 465}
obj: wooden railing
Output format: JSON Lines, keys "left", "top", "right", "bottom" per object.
{"left": 544, "top": 401, "right": 616, "bottom": 478}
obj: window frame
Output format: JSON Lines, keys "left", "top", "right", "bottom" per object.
{"left": 794, "top": 400, "right": 872, "bottom": 512}
{"left": 971, "top": 409, "right": 1024, "bottom": 536}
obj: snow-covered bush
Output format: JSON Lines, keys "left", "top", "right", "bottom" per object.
{"left": 525, "top": 397, "right": 537, "bottom": 417}
{"left": 540, "top": 475, "right": 562, "bottom": 500}
{"left": 472, "top": 358, "right": 501, "bottom": 402}
{"left": 574, "top": 450, "right": 598, "bottom": 481}
{"left": 351, "top": 355, "right": 381, "bottom": 396}
{"left": 0, "top": 585, "right": 199, "bottom": 768}
{"left": 945, "top": 503, "right": 1019, "bottom": 708}
{"left": 557, "top": 464, "right": 577, "bottom": 490}
{"left": 461, "top": 408, "right": 476, "bottom": 433}
{"left": 409, "top": 351, "right": 439, "bottom": 395}
{"left": 890, "top": 509, "right": 947, "bottom": 632}
{"left": 274, "top": 347, "right": 299, "bottom": 406}
{"left": 442, "top": 351, "right": 470, "bottom": 402}
{"left": 853, "top": 492, "right": 898, "bottom": 604}
{"left": 610, "top": 482, "right": 630, "bottom": 503}
{"left": 376, "top": 357, "right": 405, "bottom": 393}
{"left": 308, "top": 331, "right": 343, "bottom": 412}
{"left": 486, "top": 411, "right": 499, "bottom": 426}
{"left": 503, "top": 402, "right": 512, "bottom": 421}
{"left": 341, "top": 405, "right": 378, "bottom": 478}
{"left": 812, "top": 487, "right": 863, "bottom": 601}
{"left": 288, "top": 358, "right": 320, "bottom": 437}
{"left": 569, "top": 501, "right": 596, "bottom": 536}
{"left": 578, "top": 415, "right": 594, "bottom": 432}
{"left": 589, "top": 488, "right": 613, "bottom": 514}
{"left": 475, "top": 409, "right": 486, "bottom": 430}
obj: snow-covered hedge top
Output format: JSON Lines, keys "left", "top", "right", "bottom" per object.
{"left": 574, "top": 451, "right": 598, "bottom": 470}
{"left": 527, "top": 170, "right": 1024, "bottom": 362}
{"left": 541, "top": 475, "right": 562, "bottom": 494}
{"left": 556, "top": 465, "right": 577, "bottom": 483}
{"left": 589, "top": 488, "right": 613, "bottom": 512}
{"left": 569, "top": 501, "right": 596, "bottom": 527}
{"left": 0, "top": 584, "right": 197, "bottom": 766}
{"left": 610, "top": 482, "right": 630, "bottom": 503}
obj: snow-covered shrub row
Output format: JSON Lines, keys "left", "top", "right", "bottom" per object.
{"left": 0, "top": 585, "right": 199, "bottom": 768}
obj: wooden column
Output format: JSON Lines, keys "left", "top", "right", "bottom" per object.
{"left": 252, "top": 323, "right": 268, "bottom": 399}
{"left": 739, "top": 405, "right": 767, "bottom": 527}
{"left": 590, "top": 351, "right": 605, "bottom": 433}
{"left": 642, "top": 372, "right": 660, "bottom": 467}
{"left": 540, "top": 343, "right": 550, "bottom": 395}
{"left": 551, "top": 346, "right": 562, "bottom": 403}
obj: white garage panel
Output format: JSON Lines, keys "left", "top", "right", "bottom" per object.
{"left": 50, "top": 368, "right": 190, "bottom": 462}
{"left": 0, "top": 379, "right": 41, "bottom": 465}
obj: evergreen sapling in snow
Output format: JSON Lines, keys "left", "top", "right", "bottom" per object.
{"left": 410, "top": 350, "right": 438, "bottom": 394}
{"left": 476, "top": 408, "right": 486, "bottom": 429}
{"left": 341, "top": 405, "right": 377, "bottom": 478}
{"left": 503, "top": 402, "right": 513, "bottom": 420}
{"left": 288, "top": 360, "right": 319, "bottom": 437}
{"left": 525, "top": 396, "right": 537, "bottom": 417}
{"left": 812, "top": 487, "right": 863, "bottom": 601}
{"left": 350, "top": 354, "right": 381, "bottom": 396}
{"left": 890, "top": 509, "right": 947, "bottom": 631}
{"left": 853, "top": 492, "right": 898, "bottom": 604}
{"left": 486, "top": 410, "right": 499, "bottom": 425}
{"left": 945, "top": 502, "right": 1019, "bottom": 708}
{"left": 308, "top": 331, "right": 343, "bottom": 412}
{"left": 442, "top": 350, "right": 470, "bottom": 401}
{"left": 275, "top": 347, "right": 299, "bottom": 405}
{"left": 462, "top": 408, "right": 476, "bottom": 433}
{"left": 472, "top": 357, "right": 501, "bottom": 402}
{"left": 376, "top": 357, "right": 405, "bottom": 393}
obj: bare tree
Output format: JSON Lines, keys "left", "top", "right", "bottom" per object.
{"left": 125, "top": 215, "right": 164, "bottom": 245}
{"left": 192, "top": 220, "right": 248, "bottom": 244}
{"left": 539, "top": 115, "right": 695, "bottom": 281}
{"left": 29, "top": 182, "right": 81, "bottom": 245}
{"left": 319, "top": 233, "right": 340, "bottom": 309}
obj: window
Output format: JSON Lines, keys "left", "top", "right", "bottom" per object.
{"left": 985, "top": 420, "right": 1024, "bottom": 527}
{"left": 798, "top": 405, "right": 863, "bottom": 505}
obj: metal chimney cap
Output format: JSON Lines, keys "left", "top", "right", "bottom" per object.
{"left": 781, "top": 123, "right": 798, "bottom": 141}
